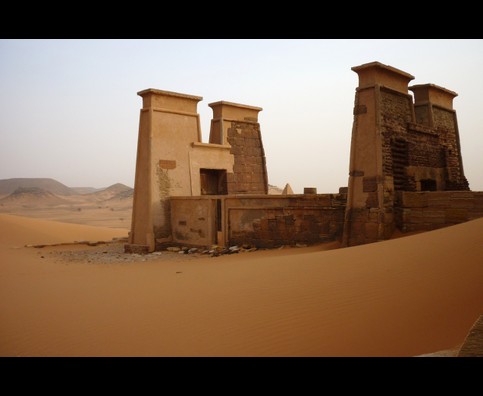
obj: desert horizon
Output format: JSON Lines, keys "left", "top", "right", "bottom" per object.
{"left": 1, "top": 205, "right": 482, "bottom": 356}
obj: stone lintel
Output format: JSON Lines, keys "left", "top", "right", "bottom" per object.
{"left": 137, "top": 88, "right": 203, "bottom": 113}
{"left": 209, "top": 100, "right": 263, "bottom": 122}
{"left": 409, "top": 83, "right": 458, "bottom": 110}
{"left": 191, "top": 142, "right": 232, "bottom": 150}
{"left": 352, "top": 61, "right": 415, "bottom": 94}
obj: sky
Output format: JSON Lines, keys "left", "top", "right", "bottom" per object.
{"left": 0, "top": 39, "right": 482, "bottom": 193}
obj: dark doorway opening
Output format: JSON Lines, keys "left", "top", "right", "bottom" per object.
{"left": 420, "top": 179, "right": 437, "bottom": 191}
{"left": 216, "top": 199, "right": 222, "bottom": 232}
{"left": 200, "top": 169, "right": 227, "bottom": 195}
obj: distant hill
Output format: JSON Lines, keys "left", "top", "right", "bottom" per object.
{"left": 0, "top": 178, "right": 75, "bottom": 196}
{"left": 0, "top": 178, "right": 134, "bottom": 199}
{"left": 0, "top": 187, "right": 69, "bottom": 206}
{"left": 70, "top": 187, "right": 103, "bottom": 195}
{"left": 88, "top": 183, "right": 134, "bottom": 201}
{"left": 106, "top": 188, "right": 134, "bottom": 201}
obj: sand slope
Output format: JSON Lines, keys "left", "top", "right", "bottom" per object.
{"left": 0, "top": 214, "right": 482, "bottom": 356}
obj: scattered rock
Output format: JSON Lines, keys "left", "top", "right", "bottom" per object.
{"left": 295, "top": 243, "right": 307, "bottom": 248}
{"left": 166, "top": 247, "right": 181, "bottom": 252}
{"left": 244, "top": 247, "right": 258, "bottom": 253}
{"left": 188, "top": 248, "right": 198, "bottom": 254}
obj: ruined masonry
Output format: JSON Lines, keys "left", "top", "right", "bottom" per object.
{"left": 126, "top": 61, "right": 483, "bottom": 253}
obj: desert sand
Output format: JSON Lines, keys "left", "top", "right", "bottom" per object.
{"left": 0, "top": 212, "right": 482, "bottom": 357}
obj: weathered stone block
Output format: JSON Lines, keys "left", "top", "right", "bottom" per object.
{"left": 349, "top": 221, "right": 363, "bottom": 236}
{"left": 449, "top": 191, "right": 474, "bottom": 200}
{"left": 445, "top": 208, "right": 468, "bottom": 223}
{"left": 319, "top": 222, "right": 329, "bottom": 234}
{"left": 427, "top": 192, "right": 451, "bottom": 207}
{"left": 422, "top": 209, "right": 445, "bottom": 224}
{"left": 406, "top": 208, "right": 424, "bottom": 224}
{"left": 366, "top": 192, "right": 379, "bottom": 208}
{"left": 384, "top": 212, "right": 394, "bottom": 225}
{"left": 401, "top": 192, "right": 427, "bottom": 208}
{"left": 364, "top": 222, "right": 379, "bottom": 240}
{"left": 363, "top": 176, "right": 378, "bottom": 192}
{"left": 450, "top": 198, "right": 474, "bottom": 209}
{"left": 368, "top": 209, "right": 379, "bottom": 222}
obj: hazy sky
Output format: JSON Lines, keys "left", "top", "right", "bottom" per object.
{"left": 1, "top": 39, "right": 482, "bottom": 193}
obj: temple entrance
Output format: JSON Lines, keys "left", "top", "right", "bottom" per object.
{"left": 200, "top": 169, "right": 227, "bottom": 195}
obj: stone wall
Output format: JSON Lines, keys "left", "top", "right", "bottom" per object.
{"left": 395, "top": 191, "right": 483, "bottom": 232}
{"left": 169, "top": 191, "right": 482, "bottom": 249}
{"left": 170, "top": 194, "right": 347, "bottom": 248}
{"left": 169, "top": 197, "right": 215, "bottom": 247}
{"left": 226, "top": 120, "right": 268, "bottom": 194}
{"left": 226, "top": 194, "right": 346, "bottom": 248}
{"left": 378, "top": 88, "right": 458, "bottom": 193}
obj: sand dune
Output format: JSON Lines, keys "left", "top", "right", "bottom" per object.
{"left": 0, "top": 214, "right": 482, "bottom": 356}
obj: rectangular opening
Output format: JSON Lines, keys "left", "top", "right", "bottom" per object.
{"left": 216, "top": 199, "right": 222, "bottom": 232}
{"left": 200, "top": 169, "right": 227, "bottom": 195}
{"left": 420, "top": 179, "right": 437, "bottom": 191}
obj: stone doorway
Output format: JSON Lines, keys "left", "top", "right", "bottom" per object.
{"left": 200, "top": 169, "right": 227, "bottom": 195}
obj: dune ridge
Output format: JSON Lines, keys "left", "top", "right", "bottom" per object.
{"left": 0, "top": 214, "right": 481, "bottom": 356}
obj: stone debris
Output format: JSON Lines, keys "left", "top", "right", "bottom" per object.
{"left": 40, "top": 240, "right": 261, "bottom": 265}
{"left": 166, "top": 247, "right": 181, "bottom": 252}
{"left": 47, "top": 242, "right": 201, "bottom": 265}
{"left": 207, "top": 244, "right": 257, "bottom": 257}
{"left": 228, "top": 246, "right": 240, "bottom": 253}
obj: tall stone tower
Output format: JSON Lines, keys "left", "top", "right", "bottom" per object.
{"left": 343, "top": 61, "right": 469, "bottom": 247}
{"left": 128, "top": 89, "right": 204, "bottom": 252}
{"left": 127, "top": 89, "right": 268, "bottom": 252}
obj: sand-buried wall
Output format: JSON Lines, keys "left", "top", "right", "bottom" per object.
{"left": 396, "top": 191, "right": 483, "bottom": 232}
{"left": 170, "top": 193, "right": 346, "bottom": 248}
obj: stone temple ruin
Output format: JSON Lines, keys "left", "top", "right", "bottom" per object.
{"left": 125, "top": 61, "right": 483, "bottom": 253}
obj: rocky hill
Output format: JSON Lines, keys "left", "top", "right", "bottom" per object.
{"left": 0, "top": 178, "right": 75, "bottom": 196}
{"left": 0, "top": 187, "right": 69, "bottom": 206}
{"left": 87, "top": 183, "right": 134, "bottom": 201}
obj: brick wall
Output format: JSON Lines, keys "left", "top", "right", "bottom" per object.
{"left": 379, "top": 88, "right": 469, "bottom": 193}
{"left": 169, "top": 194, "right": 347, "bottom": 248}
{"left": 169, "top": 191, "right": 482, "bottom": 248}
{"left": 380, "top": 88, "right": 414, "bottom": 193}
{"left": 226, "top": 121, "right": 268, "bottom": 194}
{"left": 226, "top": 194, "right": 346, "bottom": 248}
{"left": 395, "top": 191, "right": 483, "bottom": 232}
